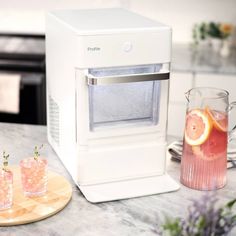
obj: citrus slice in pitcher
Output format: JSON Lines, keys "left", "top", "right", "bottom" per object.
{"left": 185, "top": 109, "right": 212, "bottom": 146}
{"left": 205, "top": 107, "right": 228, "bottom": 132}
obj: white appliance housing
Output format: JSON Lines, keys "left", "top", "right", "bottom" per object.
{"left": 46, "top": 8, "right": 179, "bottom": 202}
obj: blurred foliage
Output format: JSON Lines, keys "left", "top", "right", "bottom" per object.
{"left": 161, "top": 193, "right": 236, "bottom": 236}
{"left": 192, "top": 22, "right": 234, "bottom": 45}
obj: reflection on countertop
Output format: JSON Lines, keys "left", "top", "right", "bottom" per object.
{"left": 172, "top": 44, "right": 236, "bottom": 75}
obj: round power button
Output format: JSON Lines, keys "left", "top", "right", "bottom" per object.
{"left": 123, "top": 42, "right": 132, "bottom": 52}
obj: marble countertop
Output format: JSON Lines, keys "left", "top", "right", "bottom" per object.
{"left": 172, "top": 44, "right": 236, "bottom": 75}
{"left": 1, "top": 123, "right": 236, "bottom": 236}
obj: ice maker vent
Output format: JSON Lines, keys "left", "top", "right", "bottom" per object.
{"left": 49, "top": 96, "right": 60, "bottom": 146}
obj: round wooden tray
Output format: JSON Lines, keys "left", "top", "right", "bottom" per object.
{"left": 0, "top": 166, "right": 72, "bottom": 226}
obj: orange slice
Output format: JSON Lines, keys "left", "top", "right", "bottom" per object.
{"left": 184, "top": 109, "right": 212, "bottom": 146}
{"left": 205, "top": 107, "right": 227, "bottom": 132}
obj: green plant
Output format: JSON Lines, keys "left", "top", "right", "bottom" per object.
{"left": 192, "top": 23, "right": 208, "bottom": 45}
{"left": 34, "top": 144, "right": 43, "bottom": 160}
{"left": 161, "top": 193, "right": 236, "bottom": 236}
{"left": 199, "top": 23, "right": 208, "bottom": 40}
{"left": 192, "top": 24, "right": 199, "bottom": 45}
{"left": 207, "top": 22, "right": 222, "bottom": 39}
{"left": 192, "top": 21, "right": 234, "bottom": 44}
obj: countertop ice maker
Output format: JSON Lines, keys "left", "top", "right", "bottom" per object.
{"left": 46, "top": 8, "right": 179, "bottom": 202}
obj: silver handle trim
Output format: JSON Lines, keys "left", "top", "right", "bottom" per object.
{"left": 87, "top": 72, "right": 169, "bottom": 85}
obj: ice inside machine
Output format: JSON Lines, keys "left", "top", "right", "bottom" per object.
{"left": 46, "top": 8, "right": 179, "bottom": 202}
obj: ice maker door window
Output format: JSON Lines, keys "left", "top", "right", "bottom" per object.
{"left": 87, "top": 64, "right": 169, "bottom": 131}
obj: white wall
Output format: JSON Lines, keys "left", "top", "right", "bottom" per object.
{"left": 125, "top": 0, "right": 236, "bottom": 43}
{"left": 0, "top": 0, "right": 120, "bottom": 9}
{"left": 0, "top": 0, "right": 122, "bottom": 34}
{"left": 0, "top": 0, "right": 235, "bottom": 43}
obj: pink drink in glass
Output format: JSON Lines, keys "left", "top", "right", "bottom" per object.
{"left": 0, "top": 169, "right": 13, "bottom": 210}
{"left": 181, "top": 108, "right": 227, "bottom": 190}
{"left": 20, "top": 157, "right": 47, "bottom": 197}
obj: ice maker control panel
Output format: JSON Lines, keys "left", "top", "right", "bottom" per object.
{"left": 76, "top": 31, "right": 171, "bottom": 68}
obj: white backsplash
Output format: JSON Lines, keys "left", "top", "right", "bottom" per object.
{"left": 125, "top": 0, "right": 236, "bottom": 43}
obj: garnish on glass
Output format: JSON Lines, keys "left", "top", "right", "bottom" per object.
{"left": 2, "top": 151, "right": 10, "bottom": 171}
{"left": 34, "top": 144, "right": 44, "bottom": 161}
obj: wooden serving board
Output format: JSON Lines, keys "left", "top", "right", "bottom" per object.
{"left": 0, "top": 166, "right": 72, "bottom": 226}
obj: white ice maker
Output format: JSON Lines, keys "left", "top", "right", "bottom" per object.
{"left": 46, "top": 8, "right": 179, "bottom": 202}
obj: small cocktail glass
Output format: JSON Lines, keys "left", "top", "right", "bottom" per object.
{"left": 20, "top": 145, "right": 47, "bottom": 197}
{"left": 0, "top": 152, "right": 13, "bottom": 210}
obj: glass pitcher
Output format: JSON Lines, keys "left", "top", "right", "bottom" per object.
{"left": 180, "top": 87, "right": 236, "bottom": 190}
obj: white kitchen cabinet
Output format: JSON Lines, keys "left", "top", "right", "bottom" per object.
{"left": 169, "top": 72, "right": 193, "bottom": 103}
{"left": 194, "top": 73, "right": 236, "bottom": 103}
{"left": 168, "top": 102, "right": 186, "bottom": 138}
{"left": 168, "top": 72, "right": 193, "bottom": 137}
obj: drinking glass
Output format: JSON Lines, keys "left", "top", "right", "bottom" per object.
{"left": 0, "top": 169, "right": 13, "bottom": 210}
{"left": 180, "top": 87, "right": 236, "bottom": 190}
{"left": 20, "top": 157, "right": 48, "bottom": 197}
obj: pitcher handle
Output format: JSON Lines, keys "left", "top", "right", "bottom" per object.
{"left": 228, "top": 102, "right": 236, "bottom": 142}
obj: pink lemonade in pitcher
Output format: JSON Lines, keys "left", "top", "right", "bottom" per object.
{"left": 181, "top": 107, "right": 228, "bottom": 190}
